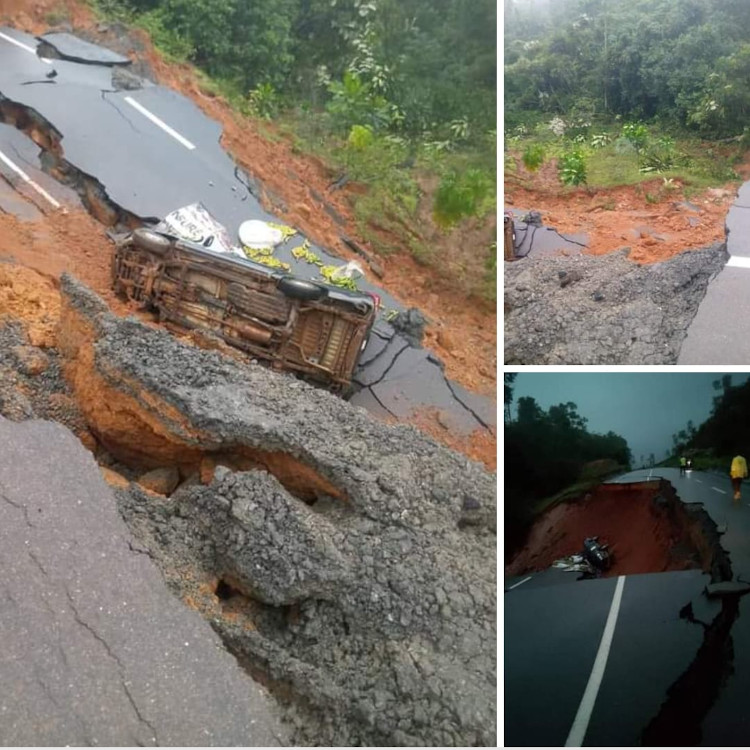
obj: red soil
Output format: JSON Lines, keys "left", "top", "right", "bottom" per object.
{"left": 505, "top": 157, "right": 739, "bottom": 265}
{"left": 506, "top": 482, "right": 702, "bottom": 578}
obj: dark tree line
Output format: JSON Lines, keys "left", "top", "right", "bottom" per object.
{"left": 504, "top": 374, "right": 632, "bottom": 552}
{"left": 105, "top": 0, "right": 496, "bottom": 137}
{"left": 505, "top": 0, "right": 750, "bottom": 135}
{"left": 680, "top": 376, "right": 750, "bottom": 459}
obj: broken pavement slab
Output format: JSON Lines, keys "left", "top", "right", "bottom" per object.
{"left": 38, "top": 32, "right": 132, "bottom": 66}
{"left": 705, "top": 581, "right": 750, "bottom": 598}
{"left": 0, "top": 415, "right": 287, "bottom": 746}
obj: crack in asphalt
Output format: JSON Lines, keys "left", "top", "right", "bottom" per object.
{"left": 513, "top": 223, "right": 538, "bottom": 258}
{"left": 233, "top": 165, "right": 258, "bottom": 202}
{"left": 354, "top": 341, "right": 411, "bottom": 390}
{"left": 127, "top": 539, "right": 155, "bottom": 559}
{"left": 357, "top": 338, "right": 395, "bottom": 369}
{"left": 443, "top": 376, "right": 493, "bottom": 432}
{"left": 640, "top": 594, "right": 740, "bottom": 746}
{"left": 0, "top": 488, "right": 36, "bottom": 529}
{"left": 100, "top": 91, "right": 141, "bottom": 134}
{"left": 371, "top": 328, "right": 394, "bottom": 342}
{"left": 551, "top": 228, "right": 588, "bottom": 247}
{"left": 364, "top": 384, "right": 398, "bottom": 418}
{"left": 64, "top": 588, "right": 159, "bottom": 746}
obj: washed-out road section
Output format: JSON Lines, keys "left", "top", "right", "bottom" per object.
{"left": 505, "top": 467, "right": 750, "bottom": 746}
{"left": 0, "top": 26, "right": 495, "bottom": 434}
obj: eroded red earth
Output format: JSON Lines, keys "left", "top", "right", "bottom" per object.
{"left": 506, "top": 482, "right": 709, "bottom": 578}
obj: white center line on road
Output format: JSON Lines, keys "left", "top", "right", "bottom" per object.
{"left": 124, "top": 96, "right": 196, "bottom": 150}
{"left": 506, "top": 576, "right": 532, "bottom": 591}
{"left": 727, "top": 255, "right": 750, "bottom": 269}
{"left": 565, "top": 575, "right": 626, "bottom": 747}
{"left": 712, "top": 487, "right": 728, "bottom": 494}
{"left": 696, "top": 479, "right": 703, "bottom": 483}
{"left": 0, "top": 149, "right": 61, "bottom": 209}
{"left": 0, "top": 31, "right": 52, "bottom": 63}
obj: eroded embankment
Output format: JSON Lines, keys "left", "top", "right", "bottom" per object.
{"left": 0, "top": 271, "right": 497, "bottom": 747}
{"left": 506, "top": 480, "right": 730, "bottom": 581}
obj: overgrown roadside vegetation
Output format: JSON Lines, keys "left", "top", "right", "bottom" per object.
{"left": 87, "top": 0, "right": 498, "bottom": 302}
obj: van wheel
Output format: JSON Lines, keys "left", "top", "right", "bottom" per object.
{"left": 277, "top": 276, "right": 328, "bottom": 301}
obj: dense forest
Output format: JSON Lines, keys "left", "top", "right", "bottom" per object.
{"left": 672, "top": 376, "right": 750, "bottom": 464}
{"left": 505, "top": 0, "right": 750, "bottom": 136}
{"left": 504, "top": 374, "right": 632, "bottom": 551}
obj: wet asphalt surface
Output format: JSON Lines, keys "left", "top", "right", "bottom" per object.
{"left": 0, "top": 415, "right": 287, "bottom": 745}
{"left": 0, "top": 27, "right": 495, "bottom": 434}
{"left": 505, "top": 467, "right": 750, "bottom": 746}
{"left": 678, "top": 184, "right": 750, "bottom": 363}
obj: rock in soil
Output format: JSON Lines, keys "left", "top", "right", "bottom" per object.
{"left": 137, "top": 466, "right": 181, "bottom": 495}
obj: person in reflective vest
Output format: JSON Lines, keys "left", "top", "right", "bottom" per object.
{"left": 731, "top": 455, "right": 748, "bottom": 501}
{"left": 679, "top": 456, "right": 687, "bottom": 476}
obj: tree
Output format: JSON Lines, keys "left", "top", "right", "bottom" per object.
{"left": 504, "top": 373, "right": 517, "bottom": 423}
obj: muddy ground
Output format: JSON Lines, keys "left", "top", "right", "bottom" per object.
{"left": 0, "top": 270, "right": 497, "bottom": 746}
{"left": 503, "top": 153, "right": 746, "bottom": 364}
{"left": 506, "top": 480, "right": 730, "bottom": 582}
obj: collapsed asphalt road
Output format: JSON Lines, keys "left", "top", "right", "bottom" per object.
{"left": 0, "top": 272, "right": 498, "bottom": 746}
{"left": 0, "top": 414, "right": 286, "bottom": 746}
{"left": 504, "top": 241, "right": 726, "bottom": 364}
{"left": 0, "top": 25, "right": 495, "bottom": 435}
{"left": 505, "top": 468, "right": 750, "bottom": 746}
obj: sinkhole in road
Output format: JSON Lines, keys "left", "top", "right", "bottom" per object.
{"left": 506, "top": 479, "right": 731, "bottom": 580}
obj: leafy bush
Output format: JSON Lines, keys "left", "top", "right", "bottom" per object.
{"left": 347, "top": 124, "right": 375, "bottom": 150}
{"left": 433, "top": 168, "right": 495, "bottom": 228}
{"left": 138, "top": 8, "right": 194, "bottom": 62}
{"left": 521, "top": 143, "right": 545, "bottom": 172}
{"left": 590, "top": 133, "right": 610, "bottom": 149}
{"left": 558, "top": 150, "right": 587, "bottom": 186}
{"left": 326, "top": 71, "right": 394, "bottom": 132}
{"left": 622, "top": 122, "right": 649, "bottom": 152}
{"left": 246, "top": 83, "right": 281, "bottom": 120}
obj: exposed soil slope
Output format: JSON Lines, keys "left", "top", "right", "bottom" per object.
{"left": 506, "top": 481, "right": 727, "bottom": 580}
{"left": 506, "top": 157, "right": 738, "bottom": 264}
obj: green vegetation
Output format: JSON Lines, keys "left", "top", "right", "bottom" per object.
{"left": 504, "top": 374, "right": 632, "bottom": 555}
{"left": 91, "top": 0, "right": 498, "bottom": 300}
{"left": 505, "top": 0, "right": 750, "bottom": 190}
{"left": 670, "top": 376, "right": 750, "bottom": 471}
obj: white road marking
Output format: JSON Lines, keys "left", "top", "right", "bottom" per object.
{"left": 0, "top": 31, "right": 52, "bottom": 63}
{"left": 696, "top": 479, "right": 703, "bottom": 483}
{"left": 124, "top": 96, "right": 196, "bottom": 150}
{"left": 712, "top": 487, "right": 727, "bottom": 494}
{"left": 727, "top": 255, "right": 750, "bottom": 269}
{"left": 507, "top": 576, "right": 532, "bottom": 591}
{"left": 0, "top": 148, "right": 61, "bottom": 209}
{"left": 565, "top": 575, "right": 626, "bottom": 747}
